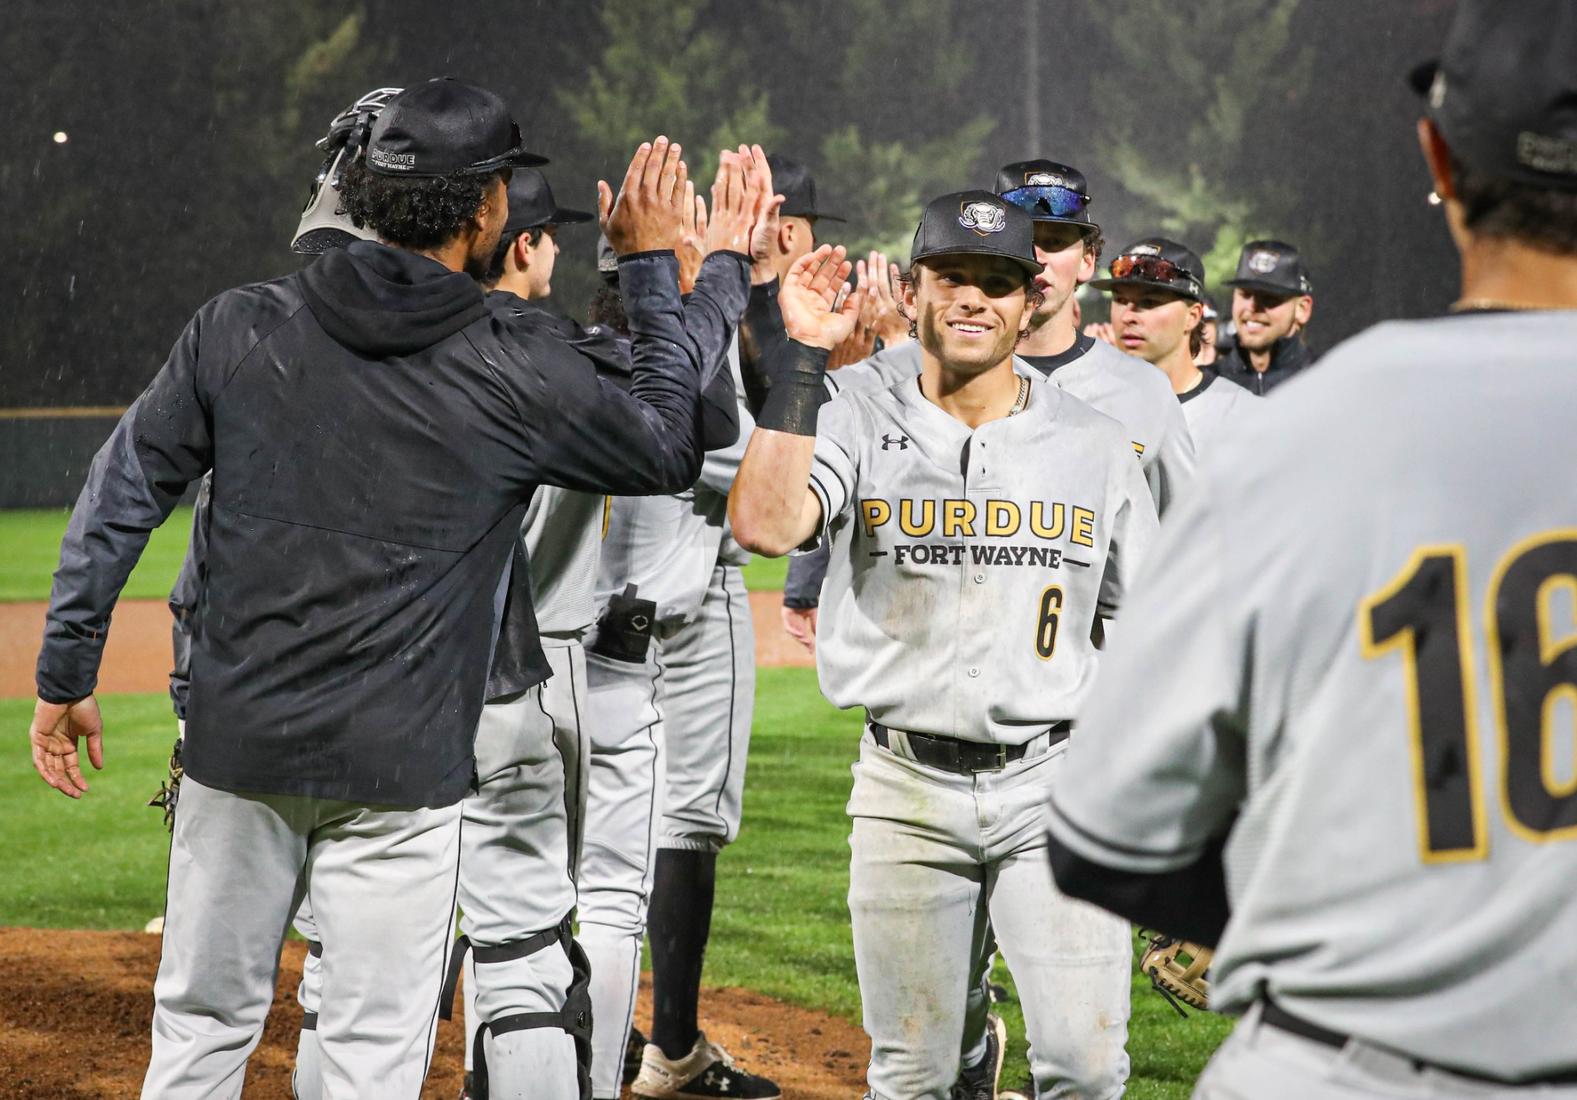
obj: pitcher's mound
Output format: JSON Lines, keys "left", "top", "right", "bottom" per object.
{"left": 0, "top": 926, "right": 866, "bottom": 1097}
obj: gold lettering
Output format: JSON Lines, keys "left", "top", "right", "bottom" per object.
{"left": 942, "top": 499, "right": 977, "bottom": 537}
{"left": 861, "top": 499, "right": 892, "bottom": 537}
{"left": 1072, "top": 507, "right": 1096, "bottom": 547}
{"left": 985, "top": 500, "right": 1021, "bottom": 537}
{"left": 899, "top": 498, "right": 936, "bottom": 537}
{"left": 1029, "top": 501, "right": 1065, "bottom": 539}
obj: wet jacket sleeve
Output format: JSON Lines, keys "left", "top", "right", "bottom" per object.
{"left": 38, "top": 309, "right": 216, "bottom": 703}
{"left": 738, "top": 278, "right": 788, "bottom": 416}
{"left": 510, "top": 252, "right": 708, "bottom": 496}
{"left": 167, "top": 475, "right": 212, "bottom": 721}
{"left": 682, "top": 252, "right": 751, "bottom": 452}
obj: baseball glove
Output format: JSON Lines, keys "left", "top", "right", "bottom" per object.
{"left": 148, "top": 737, "right": 184, "bottom": 834}
{"left": 1139, "top": 932, "right": 1212, "bottom": 1017}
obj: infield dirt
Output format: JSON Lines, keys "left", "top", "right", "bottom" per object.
{"left": 0, "top": 927, "right": 867, "bottom": 1098}
{"left": 0, "top": 592, "right": 812, "bottom": 699}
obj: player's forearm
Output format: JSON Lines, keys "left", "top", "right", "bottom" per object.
{"left": 729, "top": 429, "right": 819, "bottom": 556}
{"left": 682, "top": 251, "right": 752, "bottom": 394}
{"left": 1048, "top": 830, "right": 1232, "bottom": 948}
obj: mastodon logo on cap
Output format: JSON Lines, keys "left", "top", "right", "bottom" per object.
{"left": 1024, "top": 171, "right": 1068, "bottom": 188}
{"left": 1248, "top": 249, "right": 1280, "bottom": 274}
{"left": 958, "top": 200, "right": 1007, "bottom": 235}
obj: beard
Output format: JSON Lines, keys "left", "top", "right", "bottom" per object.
{"left": 917, "top": 304, "right": 1021, "bottom": 374}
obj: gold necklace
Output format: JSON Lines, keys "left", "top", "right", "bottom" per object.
{"left": 1008, "top": 375, "right": 1031, "bottom": 416}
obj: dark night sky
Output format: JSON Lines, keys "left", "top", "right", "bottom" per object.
{"left": 0, "top": 0, "right": 1458, "bottom": 408}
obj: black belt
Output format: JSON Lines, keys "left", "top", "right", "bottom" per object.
{"left": 1260, "top": 1000, "right": 1577, "bottom": 1086}
{"left": 869, "top": 720, "right": 1071, "bottom": 774}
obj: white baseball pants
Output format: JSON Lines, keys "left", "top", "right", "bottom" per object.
{"left": 846, "top": 734, "right": 1131, "bottom": 1100}
{"left": 142, "top": 776, "right": 461, "bottom": 1100}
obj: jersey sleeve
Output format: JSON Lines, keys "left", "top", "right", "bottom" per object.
{"left": 1047, "top": 477, "right": 1248, "bottom": 874}
{"left": 1147, "top": 395, "right": 1197, "bottom": 516}
{"left": 1097, "top": 440, "right": 1161, "bottom": 618}
{"left": 805, "top": 395, "right": 861, "bottom": 544}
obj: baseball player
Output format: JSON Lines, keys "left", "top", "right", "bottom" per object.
{"left": 578, "top": 147, "right": 780, "bottom": 1100}
{"left": 1090, "top": 238, "right": 1259, "bottom": 454}
{"left": 1213, "top": 240, "right": 1316, "bottom": 394}
{"left": 730, "top": 193, "right": 1158, "bottom": 1100}
{"left": 779, "top": 159, "right": 1195, "bottom": 658}
{"left": 28, "top": 73, "right": 729, "bottom": 1098}
{"left": 162, "top": 89, "right": 393, "bottom": 1099}
{"left": 1045, "top": 2, "right": 1577, "bottom": 1096}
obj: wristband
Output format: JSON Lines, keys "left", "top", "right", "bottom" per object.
{"left": 755, "top": 340, "right": 831, "bottom": 436}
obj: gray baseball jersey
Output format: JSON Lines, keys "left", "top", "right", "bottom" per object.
{"left": 521, "top": 486, "right": 605, "bottom": 640}
{"left": 1047, "top": 311, "right": 1577, "bottom": 1080}
{"left": 1178, "top": 370, "right": 1259, "bottom": 456}
{"left": 825, "top": 335, "right": 1196, "bottom": 513}
{"left": 809, "top": 364, "right": 1158, "bottom": 743}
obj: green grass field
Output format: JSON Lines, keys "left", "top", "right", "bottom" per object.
{"left": 0, "top": 507, "right": 790, "bottom": 601}
{"left": 0, "top": 675, "right": 1229, "bottom": 1095}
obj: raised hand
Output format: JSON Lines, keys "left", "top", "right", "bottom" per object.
{"left": 598, "top": 136, "right": 689, "bottom": 256}
{"left": 703, "top": 147, "right": 760, "bottom": 258}
{"left": 740, "top": 143, "right": 786, "bottom": 285}
{"left": 864, "top": 251, "right": 911, "bottom": 347}
{"left": 30, "top": 695, "right": 104, "bottom": 798}
{"left": 828, "top": 258, "right": 880, "bottom": 368}
{"left": 677, "top": 177, "right": 707, "bottom": 294}
{"left": 779, "top": 245, "right": 862, "bottom": 351}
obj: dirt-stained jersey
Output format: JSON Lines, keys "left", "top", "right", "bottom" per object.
{"left": 809, "top": 364, "right": 1157, "bottom": 744}
{"left": 1047, "top": 311, "right": 1577, "bottom": 1081}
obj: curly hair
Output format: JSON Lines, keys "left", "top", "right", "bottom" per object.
{"left": 1453, "top": 159, "right": 1577, "bottom": 256}
{"left": 1082, "top": 225, "right": 1105, "bottom": 266}
{"left": 340, "top": 158, "right": 498, "bottom": 250}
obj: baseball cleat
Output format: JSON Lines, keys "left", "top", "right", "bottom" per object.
{"left": 951, "top": 1012, "right": 1007, "bottom": 1100}
{"left": 624, "top": 1025, "right": 649, "bottom": 1086}
{"left": 630, "top": 1032, "right": 781, "bottom": 1099}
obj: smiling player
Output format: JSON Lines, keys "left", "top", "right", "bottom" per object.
{"left": 730, "top": 192, "right": 1157, "bottom": 1100}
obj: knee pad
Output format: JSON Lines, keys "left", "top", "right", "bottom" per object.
{"left": 440, "top": 918, "right": 593, "bottom": 1100}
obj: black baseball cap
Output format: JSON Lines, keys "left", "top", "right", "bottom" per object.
{"left": 994, "top": 159, "right": 1099, "bottom": 234}
{"left": 1090, "top": 238, "right": 1206, "bottom": 301}
{"left": 1223, "top": 239, "right": 1312, "bottom": 297}
{"left": 910, "top": 191, "right": 1042, "bottom": 279}
{"left": 502, "top": 169, "right": 594, "bottom": 236}
{"left": 366, "top": 77, "right": 547, "bottom": 177}
{"left": 767, "top": 154, "right": 844, "bottom": 222}
{"left": 1408, "top": 0, "right": 1577, "bottom": 190}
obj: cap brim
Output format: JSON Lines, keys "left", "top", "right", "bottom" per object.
{"left": 549, "top": 206, "right": 595, "bottom": 225}
{"left": 1089, "top": 275, "right": 1202, "bottom": 300}
{"left": 1223, "top": 278, "right": 1307, "bottom": 297}
{"left": 460, "top": 141, "right": 550, "bottom": 174}
{"left": 913, "top": 243, "right": 1042, "bottom": 277}
{"left": 782, "top": 207, "right": 846, "bottom": 223}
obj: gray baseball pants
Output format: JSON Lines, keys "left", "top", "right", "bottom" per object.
{"left": 1193, "top": 1003, "right": 1577, "bottom": 1100}
{"left": 847, "top": 733, "right": 1131, "bottom": 1100}
{"left": 142, "top": 776, "right": 461, "bottom": 1100}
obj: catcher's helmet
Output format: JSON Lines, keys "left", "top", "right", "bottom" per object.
{"left": 292, "top": 87, "right": 402, "bottom": 255}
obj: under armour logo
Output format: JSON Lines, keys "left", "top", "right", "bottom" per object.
{"left": 881, "top": 434, "right": 909, "bottom": 451}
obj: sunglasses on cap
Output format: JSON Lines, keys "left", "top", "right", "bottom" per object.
{"left": 1109, "top": 255, "right": 1199, "bottom": 288}
{"left": 999, "top": 184, "right": 1090, "bottom": 220}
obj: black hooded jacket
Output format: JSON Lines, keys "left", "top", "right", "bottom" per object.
{"left": 41, "top": 241, "right": 719, "bottom": 807}
{"left": 1214, "top": 333, "right": 1315, "bottom": 395}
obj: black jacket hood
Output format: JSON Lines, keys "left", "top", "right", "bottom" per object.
{"left": 298, "top": 240, "right": 487, "bottom": 357}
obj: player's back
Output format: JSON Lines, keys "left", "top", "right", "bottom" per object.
{"left": 1204, "top": 309, "right": 1577, "bottom": 1079}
